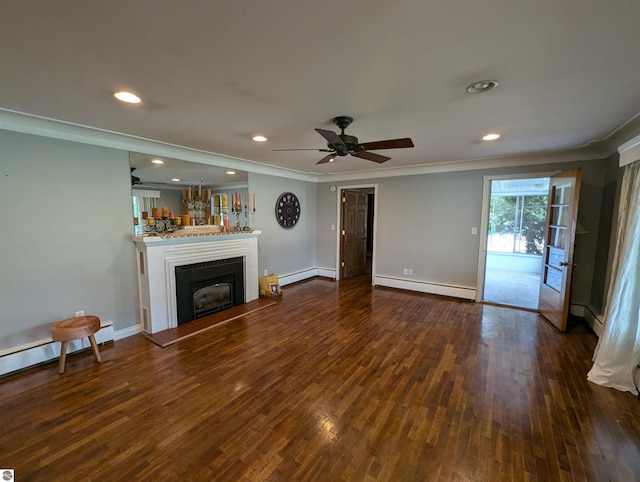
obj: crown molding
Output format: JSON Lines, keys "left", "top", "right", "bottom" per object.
{"left": 0, "top": 108, "right": 317, "bottom": 183}
{"left": 3, "top": 107, "right": 636, "bottom": 185}
{"left": 313, "top": 146, "right": 609, "bottom": 183}
{"left": 618, "top": 133, "right": 640, "bottom": 166}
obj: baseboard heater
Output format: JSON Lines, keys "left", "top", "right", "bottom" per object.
{"left": 0, "top": 321, "right": 114, "bottom": 377}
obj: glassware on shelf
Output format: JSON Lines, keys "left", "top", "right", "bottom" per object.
{"left": 232, "top": 201, "right": 242, "bottom": 231}
{"left": 182, "top": 179, "right": 211, "bottom": 226}
{"left": 242, "top": 204, "right": 255, "bottom": 231}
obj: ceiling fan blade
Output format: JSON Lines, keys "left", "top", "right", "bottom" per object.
{"left": 358, "top": 138, "right": 414, "bottom": 150}
{"left": 316, "top": 153, "right": 336, "bottom": 165}
{"left": 273, "top": 148, "right": 331, "bottom": 151}
{"left": 354, "top": 151, "right": 390, "bottom": 163}
{"left": 315, "top": 128, "right": 345, "bottom": 147}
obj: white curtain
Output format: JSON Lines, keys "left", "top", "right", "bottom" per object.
{"left": 587, "top": 160, "right": 640, "bottom": 394}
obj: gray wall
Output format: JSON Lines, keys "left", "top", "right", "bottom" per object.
{"left": 590, "top": 153, "right": 623, "bottom": 314}
{"left": 0, "top": 132, "right": 320, "bottom": 353}
{"left": 0, "top": 130, "right": 138, "bottom": 350}
{"left": 249, "top": 172, "right": 317, "bottom": 277}
{"left": 375, "top": 172, "right": 482, "bottom": 287}
{"left": 0, "top": 127, "right": 620, "bottom": 355}
{"left": 316, "top": 158, "right": 609, "bottom": 307}
{"left": 315, "top": 184, "right": 341, "bottom": 271}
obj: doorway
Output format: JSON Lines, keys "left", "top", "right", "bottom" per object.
{"left": 480, "top": 176, "right": 550, "bottom": 309}
{"left": 337, "top": 185, "right": 376, "bottom": 281}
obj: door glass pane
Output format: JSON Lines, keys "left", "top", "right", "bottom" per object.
{"left": 544, "top": 266, "right": 563, "bottom": 292}
{"left": 551, "top": 206, "right": 569, "bottom": 226}
{"left": 548, "top": 226, "right": 566, "bottom": 248}
{"left": 553, "top": 183, "right": 570, "bottom": 204}
{"left": 543, "top": 181, "right": 573, "bottom": 292}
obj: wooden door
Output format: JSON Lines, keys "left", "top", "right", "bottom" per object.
{"left": 341, "top": 190, "right": 368, "bottom": 279}
{"left": 538, "top": 168, "right": 582, "bottom": 331}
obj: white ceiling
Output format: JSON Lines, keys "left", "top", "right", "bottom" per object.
{"left": 2, "top": 1, "right": 640, "bottom": 180}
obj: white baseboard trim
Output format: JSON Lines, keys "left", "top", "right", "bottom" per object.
{"left": 278, "top": 268, "right": 319, "bottom": 287}
{"left": 581, "top": 305, "right": 604, "bottom": 337}
{"left": 373, "top": 276, "right": 476, "bottom": 300}
{"left": 571, "top": 303, "right": 604, "bottom": 337}
{"left": 113, "top": 323, "right": 143, "bottom": 340}
{"left": 0, "top": 321, "right": 114, "bottom": 377}
{"left": 316, "top": 268, "right": 337, "bottom": 279}
{"left": 570, "top": 304, "right": 586, "bottom": 317}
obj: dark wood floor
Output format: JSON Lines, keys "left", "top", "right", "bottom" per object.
{"left": 2, "top": 276, "right": 639, "bottom": 481}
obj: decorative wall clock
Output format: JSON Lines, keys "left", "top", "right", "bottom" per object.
{"left": 275, "top": 192, "right": 301, "bottom": 229}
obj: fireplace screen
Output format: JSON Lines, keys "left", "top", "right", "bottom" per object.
{"left": 175, "top": 257, "right": 245, "bottom": 325}
{"left": 193, "top": 282, "right": 233, "bottom": 318}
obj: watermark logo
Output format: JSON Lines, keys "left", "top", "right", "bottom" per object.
{"left": 1, "top": 470, "right": 14, "bottom": 481}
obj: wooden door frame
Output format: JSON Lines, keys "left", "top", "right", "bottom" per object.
{"left": 476, "top": 171, "right": 559, "bottom": 303}
{"left": 334, "top": 183, "right": 378, "bottom": 282}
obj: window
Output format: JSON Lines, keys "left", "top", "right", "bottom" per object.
{"left": 132, "top": 189, "right": 160, "bottom": 221}
{"left": 487, "top": 179, "right": 549, "bottom": 255}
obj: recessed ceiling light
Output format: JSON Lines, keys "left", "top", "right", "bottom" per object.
{"left": 171, "top": 178, "right": 181, "bottom": 182}
{"left": 226, "top": 171, "right": 236, "bottom": 175}
{"left": 151, "top": 159, "right": 164, "bottom": 164}
{"left": 113, "top": 90, "right": 141, "bottom": 104}
{"left": 328, "top": 158, "right": 335, "bottom": 162}
{"left": 482, "top": 133, "right": 501, "bottom": 141}
{"left": 252, "top": 135, "right": 268, "bottom": 142}
{"left": 466, "top": 80, "right": 499, "bottom": 94}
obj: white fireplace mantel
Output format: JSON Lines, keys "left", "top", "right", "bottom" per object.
{"left": 133, "top": 231, "right": 261, "bottom": 334}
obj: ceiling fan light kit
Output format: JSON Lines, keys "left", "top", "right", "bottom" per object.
{"left": 275, "top": 116, "right": 414, "bottom": 165}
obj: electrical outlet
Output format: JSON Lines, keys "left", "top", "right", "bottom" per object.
{"left": 471, "top": 227, "right": 478, "bottom": 235}
{"left": 75, "top": 310, "right": 85, "bottom": 317}
{"left": 403, "top": 268, "right": 408, "bottom": 275}
{"left": 263, "top": 269, "right": 268, "bottom": 277}
{"left": 408, "top": 269, "right": 413, "bottom": 276}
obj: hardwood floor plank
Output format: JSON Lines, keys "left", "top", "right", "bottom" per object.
{"left": 2, "top": 276, "right": 640, "bottom": 481}
{"left": 145, "top": 298, "right": 277, "bottom": 347}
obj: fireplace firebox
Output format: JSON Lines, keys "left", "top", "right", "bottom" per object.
{"left": 175, "top": 257, "right": 244, "bottom": 325}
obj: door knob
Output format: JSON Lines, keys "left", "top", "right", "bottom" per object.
{"left": 560, "top": 261, "right": 569, "bottom": 267}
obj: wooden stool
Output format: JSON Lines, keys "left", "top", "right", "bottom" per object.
{"left": 51, "top": 315, "right": 102, "bottom": 374}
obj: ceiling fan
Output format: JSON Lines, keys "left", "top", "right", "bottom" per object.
{"left": 274, "top": 116, "right": 414, "bottom": 164}
{"left": 131, "top": 167, "right": 141, "bottom": 185}
{"left": 130, "top": 167, "right": 175, "bottom": 188}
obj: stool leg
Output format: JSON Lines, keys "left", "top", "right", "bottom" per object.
{"left": 58, "top": 341, "right": 68, "bottom": 374}
{"left": 88, "top": 334, "right": 102, "bottom": 363}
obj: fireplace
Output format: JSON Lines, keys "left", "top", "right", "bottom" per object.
{"left": 175, "top": 257, "right": 244, "bottom": 325}
{"left": 133, "top": 232, "right": 261, "bottom": 334}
